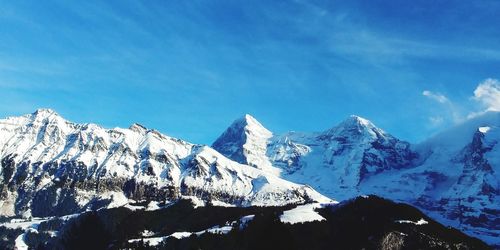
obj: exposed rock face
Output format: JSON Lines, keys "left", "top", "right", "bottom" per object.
{"left": 0, "top": 109, "right": 330, "bottom": 218}
{"left": 380, "top": 232, "right": 405, "bottom": 250}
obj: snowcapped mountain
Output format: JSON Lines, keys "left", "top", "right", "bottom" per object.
{"left": 1, "top": 109, "right": 497, "bottom": 246}
{"left": 0, "top": 109, "right": 331, "bottom": 218}
{"left": 212, "top": 112, "right": 499, "bottom": 246}
{"left": 213, "top": 114, "right": 416, "bottom": 200}
{"left": 212, "top": 114, "right": 281, "bottom": 175}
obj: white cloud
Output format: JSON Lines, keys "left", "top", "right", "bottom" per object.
{"left": 423, "top": 78, "right": 500, "bottom": 130}
{"left": 422, "top": 90, "right": 449, "bottom": 103}
{"left": 473, "top": 78, "right": 500, "bottom": 112}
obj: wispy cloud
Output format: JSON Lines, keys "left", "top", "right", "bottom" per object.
{"left": 287, "top": 1, "right": 500, "bottom": 66}
{"left": 421, "top": 89, "right": 462, "bottom": 127}
{"left": 422, "top": 90, "right": 449, "bottom": 104}
{"left": 428, "top": 116, "right": 444, "bottom": 127}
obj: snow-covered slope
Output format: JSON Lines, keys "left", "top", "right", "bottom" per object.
{"left": 0, "top": 109, "right": 331, "bottom": 218}
{"left": 212, "top": 113, "right": 500, "bottom": 245}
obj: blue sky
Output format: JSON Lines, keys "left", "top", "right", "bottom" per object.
{"left": 1, "top": 0, "right": 499, "bottom": 144}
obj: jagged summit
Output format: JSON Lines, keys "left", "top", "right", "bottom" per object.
{"left": 230, "top": 114, "right": 271, "bottom": 135}
{"left": 27, "top": 108, "right": 63, "bottom": 122}
{"left": 237, "top": 114, "right": 258, "bottom": 123}
{"left": 32, "top": 108, "right": 58, "bottom": 116}
{"left": 129, "top": 122, "right": 148, "bottom": 134}
{"left": 342, "top": 115, "right": 373, "bottom": 127}
{"left": 212, "top": 114, "right": 271, "bottom": 150}
{"left": 0, "top": 109, "right": 73, "bottom": 141}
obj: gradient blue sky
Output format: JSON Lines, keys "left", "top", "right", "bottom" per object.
{"left": 1, "top": 0, "right": 499, "bottom": 144}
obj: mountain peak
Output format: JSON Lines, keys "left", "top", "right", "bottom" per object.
{"left": 32, "top": 108, "right": 58, "bottom": 118}
{"left": 212, "top": 115, "right": 279, "bottom": 175}
{"left": 220, "top": 114, "right": 272, "bottom": 139}
{"left": 28, "top": 108, "right": 67, "bottom": 125}
{"left": 341, "top": 115, "right": 374, "bottom": 128}
{"left": 243, "top": 113, "right": 256, "bottom": 121}
{"left": 323, "top": 115, "right": 384, "bottom": 139}
{"left": 233, "top": 114, "right": 268, "bottom": 132}
{"left": 129, "top": 123, "right": 148, "bottom": 133}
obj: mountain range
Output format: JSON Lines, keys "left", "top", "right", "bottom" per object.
{"left": 0, "top": 109, "right": 498, "bottom": 248}
{"left": 0, "top": 109, "right": 330, "bottom": 219}
{"left": 213, "top": 112, "right": 499, "bottom": 246}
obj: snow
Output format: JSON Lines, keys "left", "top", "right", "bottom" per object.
{"left": 396, "top": 218, "right": 429, "bottom": 225}
{"left": 128, "top": 220, "right": 239, "bottom": 246}
{"left": 210, "top": 200, "right": 236, "bottom": 207}
{"left": 182, "top": 146, "right": 332, "bottom": 207}
{"left": 1, "top": 217, "right": 46, "bottom": 230}
{"left": 15, "top": 233, "right": 29, "bottom": 250}
{"left": 184, "top": 196, "right": 206, "bottom": 208}
{"left": 170, "top": 232, "right": 193, "bottom": 239}
{"left": 128, "top": 232, "right": 193, "bottom": 246}
{"left": 123, "top": 204, "right": 146, "bottom": 211}
{"left": 141, "top": 230, "right": 155, "bottom": 237}
{"left": 105, "top": 192, "right": 130, "bottom": 208}
{"left": 280, "top": 203, "right": 325, "bottom": 224}
{"left": 129, "top": 236, "right": 166, "bottom": 246}
{"left": 146, "top": 201, "right": 161, "bottom": 211}
{"left": 239, "top": 215, "right": 255, "bottom": 229}
{"left": 204, "top": 225, "right": 233, "bottom": 234}
{"left": 240, "top": 115, "right": 281, "bottom": 176}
